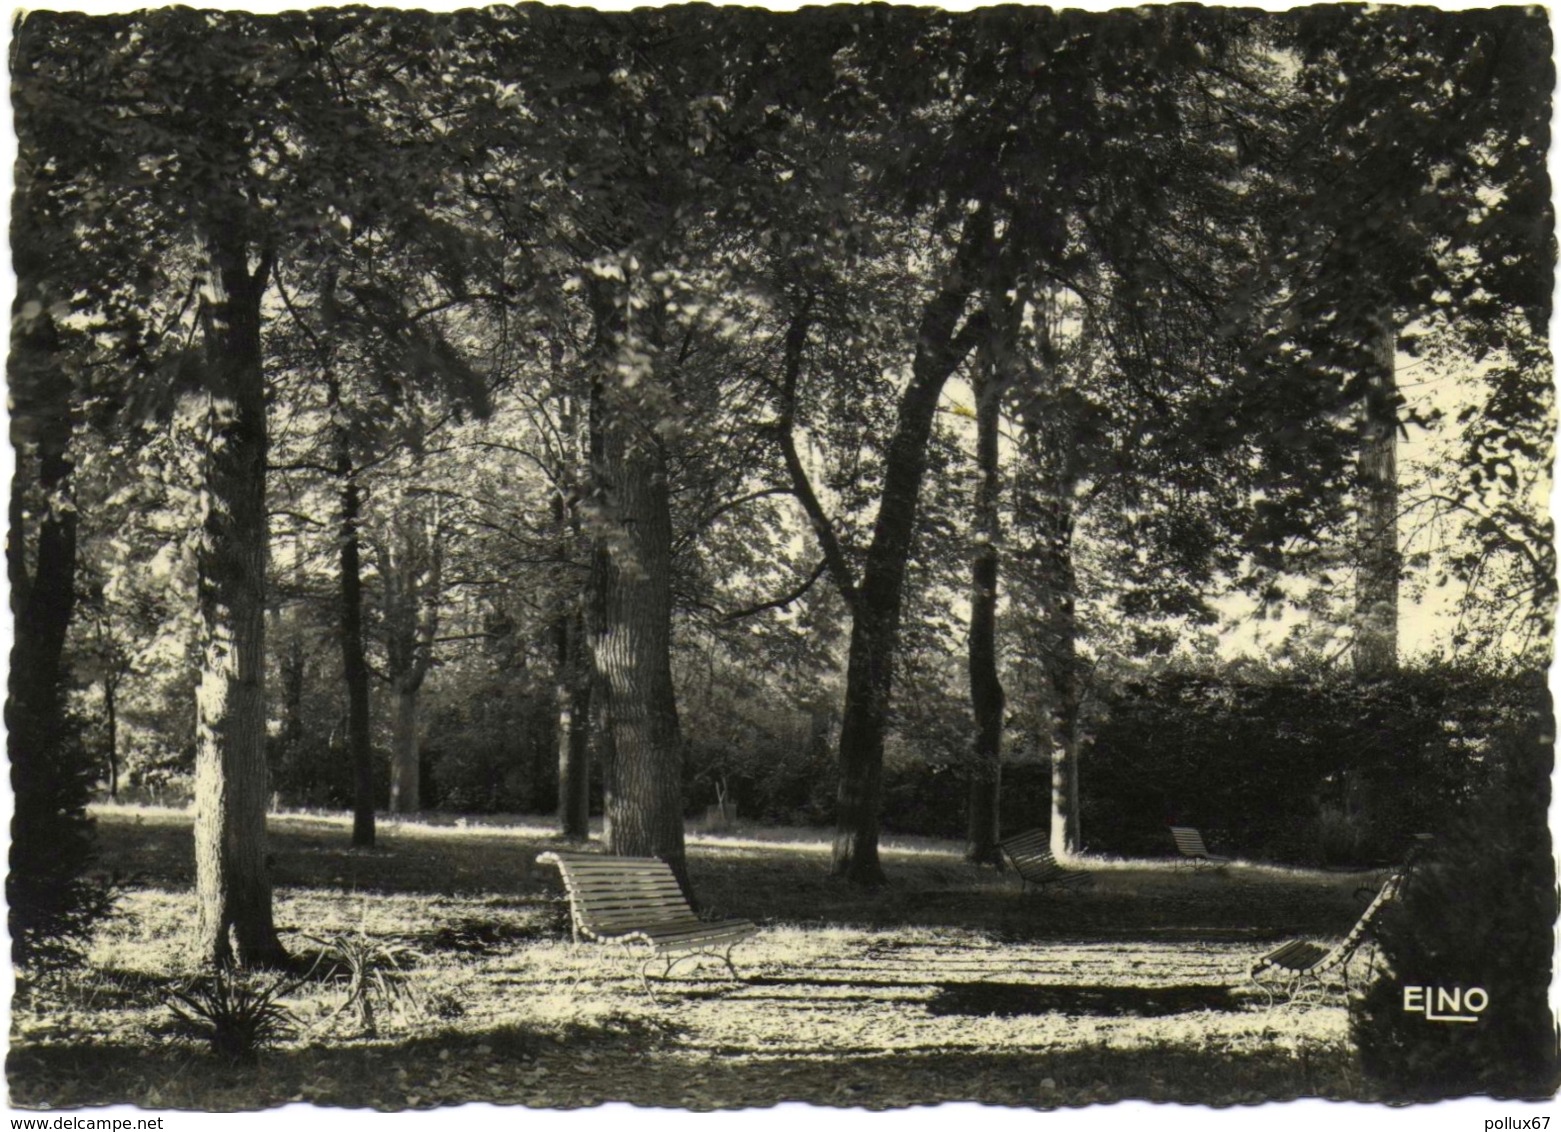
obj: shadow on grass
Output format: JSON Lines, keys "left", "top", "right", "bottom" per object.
{"left": 926, "top": 981, "right": 1243, "bottom": 1017}
{"left": 7, "top": 1012, "right": 691, "bottom": 1111}
{"left": 409, "top": 917, "right": 565, "bottom": 955}
{"left": 7, "top": 1022, "right": 1365, "bottom": 1110}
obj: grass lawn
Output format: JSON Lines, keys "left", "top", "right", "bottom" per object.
{"left": 8, "top": 805, "right": 1387, "bottom": 1110}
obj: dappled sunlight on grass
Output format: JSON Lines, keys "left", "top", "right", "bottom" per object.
{"left": 12, "top": 806, "right": 1376, "bottom": 1109}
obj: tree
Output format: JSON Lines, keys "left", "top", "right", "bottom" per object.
{"left": 775, "top": 7, "right": 1273, "bottom": 880}
{"left": 376, "top": 495, "right": 444, "bottom": 814}
{"left": 1248, "top": 7, "right": 1554, "bottom": 672}
{"left": 963, "top": 349, "right": 1006, "bottom": 867}
{"left": 14, "top": 7, "right": 498, "bottom": 963}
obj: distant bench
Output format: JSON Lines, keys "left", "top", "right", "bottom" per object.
{"left": 536, "top": 851, "right": 757, "bottom": 992}
{"left": 1169, "top": 826, "right": 1231, "bottom": 870}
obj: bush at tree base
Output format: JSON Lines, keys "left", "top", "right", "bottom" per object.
{"left": 8, "top": 705, "right": 116, "bottom": 967}
{"left": 1350, "top": 699, "right": 1558, "bottom": 1099}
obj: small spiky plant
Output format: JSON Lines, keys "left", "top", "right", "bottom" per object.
{"left": 164, "top": 968, "right": 299, "bottom": 1064}
{"left": 307, "top": 931, "right": 420, "bottom": 1034}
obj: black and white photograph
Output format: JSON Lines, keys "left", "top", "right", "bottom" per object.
{"left": 5, "top": 0, "right": 1556, "bottom": 1118}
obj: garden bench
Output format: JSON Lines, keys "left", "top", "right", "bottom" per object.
{"left": 999, "top": 829, "right": 1092, "bottom": 891}
{"left": 1247, "top": 873, "right": 1401, "bottom": 1006}
{"left": 536, "top": 851, "right": 757, "bottom": 993}
{"left": 1169, "top": 825, "right": 1232, "bottom": 869}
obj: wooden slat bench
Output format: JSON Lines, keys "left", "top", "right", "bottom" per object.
{"left": 1169, "top": 826, "right": 1232, "bottom": 869}
{"left": 536, "top": 851, "right": 757, "bottom": 993}
{"left": 998, "top": 829, "right": 1092, "bottom": 892}
{"left": 1247, "top": 872, "right": 1402, "bottom": 1006}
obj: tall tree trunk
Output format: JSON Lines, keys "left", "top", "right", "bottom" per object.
{"left": 556, "top": 605, "right": 591, "bottom": 839}
{"left": 550, "top": 373, "right": 592, "bottom": 839}
{"left": 192, "top": 240, "right": 285, "bottom": 968}
{"left": 7, "top": 307, "right": 101, "bottom": 964}
{"left": 320, "top": 269, "right": 375, "bottom": 845}
{"left": 585, "top": 270, "right": 687, "bottom": 888}
{"left": 1354, "top": 308, "right": 1399, "bottom": 678}
{"left": 380, "top": 498, "right": 440, "bottom": 816}
{"left": 104, "top": 674, "right": 118, "bottom": 802}
{"left": 8, "top": 446, "right": 77, "bottom": 780}
{"left": 390, "top": 683, "right": 421, "bottom": 813}
{"left": 277, "top": 612, "right": 304, "bottom": 787}
{"left": 965, "top": 360, "right": 1005, "bottom": 867}
{"left": 340, "top": 472, "right": 375, "bottom": 845}
{"left": 832, "top": 211, "right": 993, "bottom": 885}
{"left": 1028, "top": 450, "right": 1083, "bottom": 858}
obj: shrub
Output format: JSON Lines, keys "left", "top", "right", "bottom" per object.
{"left": 1314, "top": 803, "right": 1369, "bottom": 866}
{"left": 164, "top": 968, "right": 299, "bottom": 1064}
{"left": 1350, "top": 702, "right": 1558, "bottom": 1099}
{"left": 306, "top": 931, "right": 420, "bottom": 1035}
{"left": 1079, "top": 663, "right": 1536, "bottom": 863}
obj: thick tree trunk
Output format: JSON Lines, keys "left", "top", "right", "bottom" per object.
{"left": 7, "top": 308, "right": 100, "bottom": 964}
{"left": 389, "top": 683, "right": 420, "bottom": 813}
{"left": 832, "top": 212, "right": 992, "bottom": 885}
{"left": 380, "top": 501, "right": 439, "bottom": 816}
{"left": 1354, "top": 309, "right": 1399, "bottom": 678}
{"left": 556, "top": 606, "right": 592, "bottom": 840}
{"left": 585, "top": 272, "right": 687, "bottom": 889}
{"left": 965, "top": 362, "right": 1005, "bottom": 867}
{"left": 192, "top": 241, "right": 286, "bottom": 968}
{"left": 339, "top": 471, "right": 376, "bottom": 846}
{"left": 8, "top": 445, "right": 77, "bottom": 773}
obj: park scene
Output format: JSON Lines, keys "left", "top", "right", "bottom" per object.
{"left": 7, "top": 2, "right": 1556, "bottom": 1111}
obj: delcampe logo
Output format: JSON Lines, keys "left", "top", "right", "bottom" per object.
{"left": 1402, "top": 985, "right": 1489, "bottom": 1023}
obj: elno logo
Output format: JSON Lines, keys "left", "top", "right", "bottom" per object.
{"left": 1402, "top": 985, "right": 1489, "bottom": 1023}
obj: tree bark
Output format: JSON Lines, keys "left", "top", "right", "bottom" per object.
{"left": 8, "top": 444, "right": 78, "bottom": 783}
{"left": 381, "top": 500, "right": 439, "bottom": 815}
{"left": 585, "top": 270, "right": 687, "bottom": 889}
{"left": 965, "top": 359, "right": 1005, "bottom": 867}
{"left": 277, "top": 612, "right": 304, "bottom": 788}
{"left": 550, "top": 374, "right": 592, "bottom": 840}
{"left": 104, "top": 674, "right": 118, "bottom": 802}
{"left": 192, "top": 238, "right": 286, "bottom": 968}
{"left": 832, "top": 211, "right": 992, "bottom": 885}
{"left": 556, "top": 605, "right": 592, "bottom": 839}
{"left": 390, "top": 683, "right": 421, "bottom": 813}
{"left": 1026, "top": 445, "right": 1083, "bottom": 858}
{"left": 340, "top": 472, "right": 376, "bottom": 845}
{"left": 1354, "top": 308, "right": 1399, "bottom": 678}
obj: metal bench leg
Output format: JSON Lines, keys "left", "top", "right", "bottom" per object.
{"left": 721, "top": 945, "right": 743, "bottom": 982}
{"left": 637, "top": 955, "right": 663, "bottom": 1003}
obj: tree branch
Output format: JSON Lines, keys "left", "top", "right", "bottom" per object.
{"left": 721, "top": 559, "right": 829, "bottom": 622}
{"left": 771, "top": 294, "right": 858, "bottom": 609}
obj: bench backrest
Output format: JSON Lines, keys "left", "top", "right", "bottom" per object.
{"left": 1335, "top": 873, "right": 1401, "bottom": 956}
{"left": 1000, "top": 829, "right": 1067, "bottom": 879}
{"left": 537, "top": 852, "right": 694, "bottom": 937}
{"left": 1170, "top": 826, "right": 1213, "bottom": 858}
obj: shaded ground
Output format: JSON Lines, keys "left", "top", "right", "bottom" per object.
{"left": 8, "top": 806, "right": 1381, "bottom": 1110}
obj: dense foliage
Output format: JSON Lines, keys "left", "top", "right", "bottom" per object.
{"left": 1078, "top": 665, "right": 1546, "bottom": 864}
{"left": 7, "top": 2, "right": 1551, "bottom": 993}
{"left": 1352, "top": 702, "right": 1557, "bottom": 1098}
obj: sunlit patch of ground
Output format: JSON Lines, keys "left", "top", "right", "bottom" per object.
{"left": 11, "top": 806, "right": 1375, "bottom": 1110}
